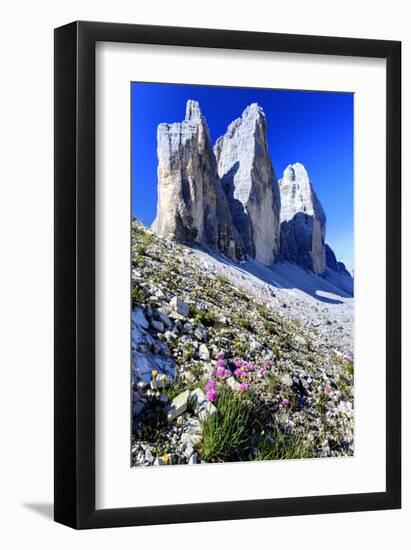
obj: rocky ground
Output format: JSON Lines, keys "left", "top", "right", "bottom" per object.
{"left": 193, "top": 246, "right": 354, "bottom": 353}
{"left": 131, "top": 220, "right": 354, "bottom": 467}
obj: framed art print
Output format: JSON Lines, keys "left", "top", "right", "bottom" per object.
{"left": 54, "top": 21, "right": 401, "bottom": 528}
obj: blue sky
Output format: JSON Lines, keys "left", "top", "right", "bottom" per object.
{"left": 131, "top": 82, "right": 354, "bottom": 268}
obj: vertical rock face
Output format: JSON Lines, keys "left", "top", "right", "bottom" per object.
{"left": 214, "top": 103, "right": 281, "bottom": 266}
{"left": 325, "top": 243, "right": 339, "bottom": 271}
{"left": 152, "top": 100, "right": 244, "bottom": 260}
{"left": 279, "top": 163, "right": 326, "bottom": 274}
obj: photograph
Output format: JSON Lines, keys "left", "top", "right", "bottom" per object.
{"left": 0, "top": 0, "right": 404, "bottom": 539}
{"left": 130, "top": 82, "right": 354, "bottom": 467}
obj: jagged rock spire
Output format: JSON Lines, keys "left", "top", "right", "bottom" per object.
{"left": 152, "top": 101, "right": 342, "bottom": 276}
{"left": 152, "top": 100, "right": 245, "bottom": 261}
{"left": 214, "top": 103, "right": 281, "bottom": 266}
{"left": 279, "top": 163, "right": 326, "bottom": 274}
{"left": 185, "top": 99, "right": 204, "bottom": 122}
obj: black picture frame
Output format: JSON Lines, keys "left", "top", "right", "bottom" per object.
{"left": 54, "top": 20, "right": 401, "bottom": 529}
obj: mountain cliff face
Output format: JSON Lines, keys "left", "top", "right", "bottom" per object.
{"left": 152, "top": 100, "right": 244, "bottom": 261}
{"left": 279, "top": 163, "right": 326, "bottom": 274}
{"left": 325, "top": 243, "right": 352, "bottom": 278}
{"left": 152, "top": 101, "right": 349, "bottom": 277}
{"left": 214, "top": 104, "right": 281, "bottom": 266}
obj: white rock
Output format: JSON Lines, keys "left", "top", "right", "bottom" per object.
{"left": 226, "top": 376, "right": 241, "bottom": 391}
{"left": 281, "top": 374, "right": 293, "bottom": 387}
{"left": 190, "top": 388, "right": 207, "bottom": 412}
{"left": 186, "top": 417, "right": 203, "bottom": 435}
{"left": 167, "top": 390, "right": 191, "bottom": 421}
{"left": 198, "top": 343, "right": 210, "bottom": 360}
{"left": 189, "top": 453, "right": 199, "bottom": 464}
{"left": 194, "top": 326, "right": 206, "bottom": 341}
{"left": 338, "top": 400, "right": 353, "bottom": 417}
{"left": 198, "top": 401, "right": 217, "bottom": 422}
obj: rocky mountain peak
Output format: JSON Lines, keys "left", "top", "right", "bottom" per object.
{"left": 243, "top": 102, "right": 265, "bottom": 120}
{"left": 152, "top": 101, "right": 245, "bottom": 261}
{"left": 280, "top": 163, "right": 323, "bottom": 221}
{"left": 152, "top": 102, "right": 348, "bottom": 278}
{"left": 214, "top": 103, "right": 280, "bottom": 266}
{"left": 279, "top": 162, "right": 326, "bottom": 274}
{"left": 185, "top": 99, "right": 204, "bottom": 122}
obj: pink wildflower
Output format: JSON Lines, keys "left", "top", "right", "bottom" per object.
{"left": 215, "top": 366, "right": 225, "bottom": 379}
{"left": 263, "top": 360, "right": 270, "bottom": 369}
{"left": 282, "top": 398, "right": 290, "bottom": 406}
{"left": 324, "top": 385, "right": 332, "bottom": 394}
{"left": 234, "top": 359, "right": 243, "bottom": 368}
{"left": 224, "top": 369, "right": 232, "bottom": 378}
{"left": 233, "top": 368, "right": 243, "bottom": 378}
{"left": 205, "top": 379, "right": 217, "bottom": 393}
{"left": 215, "top": 358, "right": 226, "bottom": 368}
{"left": 216, "top": 351, "right": 225, "bottom": 360}
{"left": 206, "top": 389, "right": 218, "bottom": 402}
{"left": 258, "top": 367, "right": 266, "bottom": 377}
{"left": 239, "top": 382, "right": 249, "bottom": 391}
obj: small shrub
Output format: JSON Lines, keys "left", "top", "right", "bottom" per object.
{"left": 135, "top": 244, "right": 147, "bottom": 256}
{"left": 139, "top": 410, "right": 167, "bottom": 442}
{"left": 337, "top": 373, "right": 353, "bottom": 399}
{"left": 318, "top": 391, "right": 330, "bottom": 414}
{"left": 237, "top": 316, "right": 254, "bottom": 332}
{"left": 257, "top": 304, "right": 271, "bottom": 320}
{"left": 131, "top": 285, "right": 146, "bottom": 307}
{"left": 266, "top": 372, "right": 280, "bottom": 392}
{"left": 182, "top": 345, "right": 196, "bottom": 362}
{"left": 263, "top": 320, "right": 278, "bottom": 335}
{"left": 215, "top": 274, "right": 230, "bottom": 287}
{"left": 233, "top": 339, "right": 247, "bottom": 355}
{"left": 193, "top": 308, "right": 217, "bottom": 327}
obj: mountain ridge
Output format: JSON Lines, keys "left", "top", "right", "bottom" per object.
{"left": 153, "top": 99, "right": 351, "bottom": 279}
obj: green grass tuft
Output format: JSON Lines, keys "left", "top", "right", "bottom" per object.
{"left": 252, "top": 422, "right": 312, "bottom": 461}
{"left": 199, "top": 386, "right": 253, "bottom": 462}
{"left": 192, "top": 308, "right": 218, "bottom": 327}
